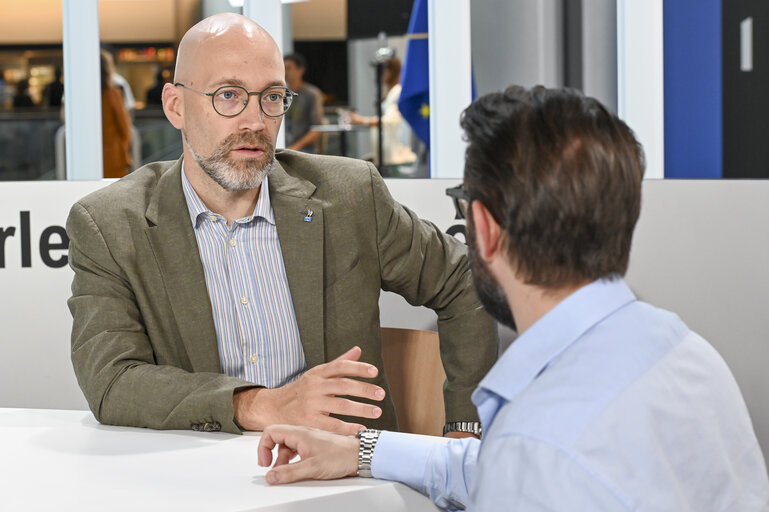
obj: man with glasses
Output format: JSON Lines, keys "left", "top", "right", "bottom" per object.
{"left": 256, "top": 86, "right": 769, "bottom": 510}
{"left": 66, "top": 13, "right": 497, "bottom": 437}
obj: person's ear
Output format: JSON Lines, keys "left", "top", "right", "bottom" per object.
{"left": 470, "top": 201, "right": 503, "bottom": 263}
{"left": 162, "top": 83, "right": 184, "bottom": 130}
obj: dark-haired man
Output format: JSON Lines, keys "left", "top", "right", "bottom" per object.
{"left": 258, "top": 86, "right": 769, "bottom": 510}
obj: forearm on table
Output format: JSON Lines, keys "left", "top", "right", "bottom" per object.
{"left": 69, "top": 283, "right": 249, "bottom": 432}
{"left": 68, "top": 205, "right": 251, "bottom": 433}
{"left": 71, "top": 335, "right": 250, "bottom": 433}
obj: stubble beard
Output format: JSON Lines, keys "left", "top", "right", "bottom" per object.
{"left": 184, "top": 130, "right": 275, "bottom": 191}
{"left": 466, "top": 218, "right": 518, "bottom": 331}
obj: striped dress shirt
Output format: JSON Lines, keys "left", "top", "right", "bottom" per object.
{"left": 181, "top": 167, "right": 306, "bottom": 387}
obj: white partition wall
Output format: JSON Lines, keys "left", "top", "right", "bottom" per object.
{"left": 625, "top": 180, "right": 769, "bottom": 464}
{"left": 2, "top": 179, "right": 768, "bottom": 465}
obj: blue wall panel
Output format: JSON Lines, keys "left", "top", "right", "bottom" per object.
{"left": 663, "top": 0, "right": 722, "bottom": 178}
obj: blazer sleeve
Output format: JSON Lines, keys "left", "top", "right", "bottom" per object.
{"left": 368, "top": 164, "right": 498, "bottom": 423}
{"left": 67, "top": 201, "right": 252, "bottom": 434}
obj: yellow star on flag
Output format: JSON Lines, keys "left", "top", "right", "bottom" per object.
{"left": 420, "top": 103, "right": 430, "bottom": 119}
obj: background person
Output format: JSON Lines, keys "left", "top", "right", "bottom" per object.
{"left": 100, "top": 49, "right": 132, "bottom": 178}
{"left": 349, "top": 57, "right": 416, "bottom": 167}
{"left": 101, "top": 49, "right": 135, "bottom": 114}
{"left": 258, "top": 86, "right": 769, "bottom": 511}
{"left": 12, "top": 78, "right": 35, "bottom": 108}
{"left": 145, "top": 68, "right": 169, "bottom": 107}
{"left": 283, "top": 53, "right": 323, "bottom": 153}
{"left": 42, "top": 67, "right": 64, "bottom": 108}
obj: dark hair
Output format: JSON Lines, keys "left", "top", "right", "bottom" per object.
{"left": 284, "top": 53, "right": 307, "bottom": 70}
{"left": 461, "top": 85, "right": 644, "bottom": 289}
{"left": 385, "top": 57, "right": 401, "bottom": 79}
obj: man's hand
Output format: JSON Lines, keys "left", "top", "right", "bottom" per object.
{"left": 258, "top": 425, "right": 359, "bottom": 485}
{"left": 234, "top": 346, "right": 385, "bottom": 435}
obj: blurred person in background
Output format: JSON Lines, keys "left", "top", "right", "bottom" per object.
{"left": 349, "top": 57, "right": 416, "bottom": 168}
{"left": 145, "top": 68, "right": 170, "bottom": 107}
{"left": 283, "top": 53, "right": 323, "bottom": 153}
{"left": 43, "top": 67, "right": 64, "bottom": 108}
{"left": 101, "top": 49, "right": 132, "bottom": 178}
{"left": 12, "top": 78, "right": 35, "bottom": 109}
{"left": 0, "top": 68, "right": 8, "bottom": 109}
{"left": 102, "top": 49, "right": 135, "bottom": 114}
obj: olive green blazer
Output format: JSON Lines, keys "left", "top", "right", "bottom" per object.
{"left": 67, "top": 151, "right": 497, "bottom": 434}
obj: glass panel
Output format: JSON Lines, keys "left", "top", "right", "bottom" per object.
{"left": 98, "top": 44, "right": 180, "bottom": 178}
{"left": 292, "top": 0, "right": 426, "bottom": 178}
{"left": 0, "top": 52, "right": 63, "bottom": 180}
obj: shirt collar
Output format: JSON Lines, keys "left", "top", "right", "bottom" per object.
{"left": 473, "top": 277, "right": 637, "bottom": 407}
{"left": 180, "top": 161, "right": 275, "bottom": 227}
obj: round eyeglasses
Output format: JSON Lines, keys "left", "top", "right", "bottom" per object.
{"left": 174, "top": 82, "right": 297, "bottom": 118}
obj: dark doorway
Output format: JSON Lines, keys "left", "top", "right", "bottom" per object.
{"left": 293, "top": 41, "right": 348, "bottom": 106}
{"left": 722, "top": 0, "right": 769, "bottom": 178}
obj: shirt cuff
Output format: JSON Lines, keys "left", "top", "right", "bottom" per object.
{"left": 371, "top": 431, "right": 447, "bottom": 493}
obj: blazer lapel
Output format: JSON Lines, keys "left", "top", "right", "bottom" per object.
{"left": 144, "top": 159, "right": 221, "bottom": 373}
{"left": 269, "top": 160, "right": 326, "bottom": 368}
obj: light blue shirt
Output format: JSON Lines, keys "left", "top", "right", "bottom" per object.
{"left": 373, "top": 278, "right": 769, "bottom": 511}
{"left": 181, "top": 168, "right": 306, "bottom": 388}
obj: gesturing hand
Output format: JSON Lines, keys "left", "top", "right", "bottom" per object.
{"left": 234, "top": 346, "right": 386, "bottom": 435}
{"left": 258, "top": 424, "right": 359, "bottom": 485}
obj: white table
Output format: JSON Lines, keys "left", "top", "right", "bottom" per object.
{"left": 0, "top": 408, "right": 439, "bottom": 511}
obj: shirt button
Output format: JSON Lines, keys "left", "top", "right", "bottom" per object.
{"left": 208, "top": 215, "right": 217, "bottom": 222}
{"left": 240, "top": 296, "right": 248, "bottom": 305}
{"left": 229, "top": 239, "right": 236, "bottom": 247}
{"left": 249, "top": 354, "right": 259, "bottom": 363}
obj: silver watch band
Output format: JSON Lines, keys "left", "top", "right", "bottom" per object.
{"left": 443, "top": 421, "right": 483, "bottom": 437}
{"left": 356, "top": 429, "right": 381, "bottom": 478}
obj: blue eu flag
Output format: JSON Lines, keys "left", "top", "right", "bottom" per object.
{"left": 398, "top": 0, "right": 430, "bottom": 148}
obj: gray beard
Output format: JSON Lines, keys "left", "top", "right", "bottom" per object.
{"left": 184, "top": 133, "right": 274, "bottom": 191}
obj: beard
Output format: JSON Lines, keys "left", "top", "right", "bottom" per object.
{"left": 467, "top": 218, "right": 517, "bottom": 331}
{"left": 184, "top": 130, "right": 275, "bottom": 191}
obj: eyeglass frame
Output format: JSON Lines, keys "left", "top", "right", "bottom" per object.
{"left": 445, "top": 183, "right": 470, "bottom": 220}
{"left": 173, "top": 82, "right": 298, "bottom": 118}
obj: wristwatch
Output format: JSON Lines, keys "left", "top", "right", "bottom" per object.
{"left": 443, "top": 421, "right": 483, "bottom": 437}
{"left": 355, "top": 429, "right": 381, "bottom": 478}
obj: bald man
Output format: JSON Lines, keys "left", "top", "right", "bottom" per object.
{"left": 66, "top": 13, "right": 497, "bottom": 436}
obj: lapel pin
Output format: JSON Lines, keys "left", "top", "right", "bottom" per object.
{"left": 303, "top": 208, "right": 313, "bottom": 222}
